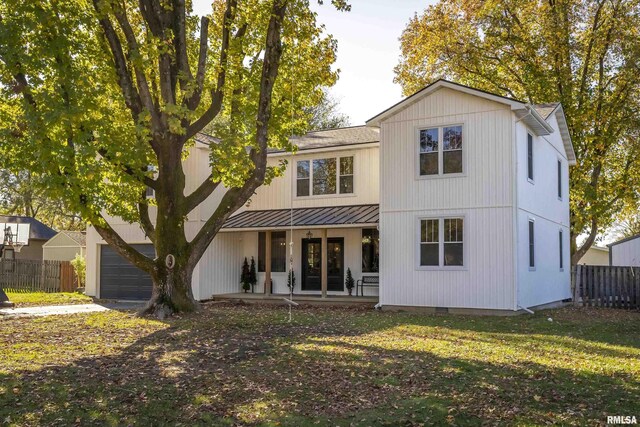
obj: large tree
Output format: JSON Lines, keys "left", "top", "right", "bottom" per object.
{"left": 394, "top": 0, "right": 640, "bottom": 264}
{"left": 0, "top": 0, "right": 345, "bottom": 316}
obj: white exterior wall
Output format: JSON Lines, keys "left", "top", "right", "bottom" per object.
{"left": 244, "top": 146, "right": 379, "bottom": 211}
{"left": 515, "top": 114, "right": 571, "bottom": 308}
{"left": 611, "top": 237, "right": 640, "bottom": 266}
{"left": 578, "top": 247, "right": 609, "bottom": 266}
{"left": 379, "top": 87, "right": 516, "bottom": 310}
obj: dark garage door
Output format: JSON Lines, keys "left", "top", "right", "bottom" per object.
{"left": 100, "top": 244, "right": 155, "bottom": 300}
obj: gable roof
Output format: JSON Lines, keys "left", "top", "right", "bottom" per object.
{"left": 365, "top": 79, "right": 576, "bottom": 165}
{"left": 195, "top": 127, "right": 380, "bottom": 155}
{"left": 608, "top": 233, "right": 640, "bottom": 248}
{"left": 44, "top": 231, "right": 86, "bottom": 247}
{"left": 0, "top": 215, "right": 57, "bottom": 240}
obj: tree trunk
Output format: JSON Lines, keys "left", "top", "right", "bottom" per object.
{"left": 140, "top": 260, "right": 197, "bottom": 318}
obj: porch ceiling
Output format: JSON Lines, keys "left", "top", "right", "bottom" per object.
{"left": 221, "top": 204, "right": 379, "bottom": 230}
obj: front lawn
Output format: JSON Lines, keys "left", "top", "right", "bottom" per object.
{"left": 4, "top": 291, "right": 93, "bottom": 307}
{"left": 1, "top": 304, "right": 639, "bottom": 426}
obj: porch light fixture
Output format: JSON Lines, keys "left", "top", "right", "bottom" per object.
{"left": 306, "top": 230, "right": 313, "bottom": 239}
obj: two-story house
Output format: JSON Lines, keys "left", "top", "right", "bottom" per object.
{"left": 85, "top": 80, "right": 575, "bottom": 313}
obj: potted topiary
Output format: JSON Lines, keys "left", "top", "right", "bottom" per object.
{"left": 345, "top": 268, "right": 355, "bottom": 296}
{"left": 249, "top": 257, "right": 258, "bottom": 293}
{"left": 240, "top": 257, "right": 250, "bottom": 293}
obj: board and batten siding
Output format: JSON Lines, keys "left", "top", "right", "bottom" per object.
{"left": 515, "top": 117, "right": 571, "bottom": 308}
{"left": 244, "top": 146, "right": 379, "bottom": 211}
{"left": 611, "top": 237, "right": 640, "bottom": 267}
{"left": 378, "top": 87, "right": 516, "bottom": 310}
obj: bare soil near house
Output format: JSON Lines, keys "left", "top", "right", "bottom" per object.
{"left": 1, "top": 304, "right": 639, "bottom": 426}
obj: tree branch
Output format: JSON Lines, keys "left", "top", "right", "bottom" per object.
{"left": 97, "top": 148, "right": 157, "bottom": 189}
{"left": 184, "top": 174, "right": 220, "bottom": 214}
{"left": 138, "top": 191, "right": 156, "bottom": 243}
{"left": 185, "top": 16, "right": 210, "bottom": 111}
{"left": 92, "top": 214, "right": 156, "bottom": 272}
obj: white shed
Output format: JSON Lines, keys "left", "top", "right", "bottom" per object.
{"left": 578, "top": 245, "right": 609, "bottom": 266}
{"left": 43, "top": 231, "right": 86, "bottom": 261}
{"left": 608, "top": 234, "right": 640, "bottom": 266}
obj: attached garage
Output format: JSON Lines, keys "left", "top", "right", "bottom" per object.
{"left": 99, "top": 244, "right": 155, "bottom": 300}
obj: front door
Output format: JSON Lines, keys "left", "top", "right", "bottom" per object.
{"left": 301, "top": 237, "right": 345, "bottom": 292}
{"left": 327, "top": 238, "right": 344, "bottom": 291}
{"left": 301, "top": 238, "right": 321, "bottom": 291}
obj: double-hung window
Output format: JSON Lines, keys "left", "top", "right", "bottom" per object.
{"left": 419, "top": 217, "right": 464, "bottom": 267}
{"left": 419, "top": 125, "right": 463, "bottom": 176}
{"left": 297, "top": 156, "right": 354, "bottom": 197}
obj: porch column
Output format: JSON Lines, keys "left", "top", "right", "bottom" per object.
{"left": 265, "top": 230, "right": 272, "bottom": 295}
{"left": 321, "top": 228, "right": 327, "bottom": 298}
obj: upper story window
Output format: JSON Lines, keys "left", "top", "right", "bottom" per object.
{"left": 297, "top": 156, "right": 354, "bottom": 197}
{"left": 527, "top": 133, "right": 534, "bottom": 182}
{"left": 419, "top": 125, "right": 463, "bottom": 176}
{"left": 557, "top": 159, "right": 562, "bottom": 199}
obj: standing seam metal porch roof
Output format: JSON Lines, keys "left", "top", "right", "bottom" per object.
{"left": 222, "top": 204, "right": 379, "bottom": 229}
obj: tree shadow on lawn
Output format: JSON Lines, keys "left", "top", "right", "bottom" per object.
{"left": 1, "top": 305, "right": 638, "bottom": 426}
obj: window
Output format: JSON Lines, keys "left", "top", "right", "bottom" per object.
{"left": 528, "top": 220, "right": 535, "bottom": 268}
{"left": 527, "top": 134, "right": 534, "bottom": 181}
{"left": 296, "top": 156, "right": 354, "bottom": 197}
{"left": 296, "top": 161, "right": 310, "bottom": 197}
{"left": 419, "top": 125, "right": 463, "bottom": 176}
{"left": 258, "top": 232, "right": 266, "bottom": 272}
{"left": 419, "top": 128, "right": 439, "bottom": 176}
{"left": 557, "top": 160, "right": 562, "bottom": 199}
{"left": 362, "top": 228, "right": 379, "bottom": 273}
{"left": 419, "top": 218, "right": 464, "bottom": 267}
{"left": 339, "top": 157, "right": 354, "bottom": 194}
{"left": 271, "top": 231, "right": 287, "bottom": 272}
{"left": 559, "top": 229, "right": 563, "bottom": 270}
{"left": 443, "top": 218, "right": 464, "bottom": 266}
{"left": 258, "top": 231, "right": 287, "bottom": 272}
{"left": 443, "top": 126, "right": 463, "bottom": 174}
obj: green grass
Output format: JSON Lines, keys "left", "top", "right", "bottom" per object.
{"left": 4, "top": 291, "right": 93, "bottom": 307}
{"left": 1, "top": 304, "right": 639, "bottom": 426}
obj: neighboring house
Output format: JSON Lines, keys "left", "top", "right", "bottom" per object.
{"left": 85, "top": 80, "right": 575, "bottom": 313}
{"left": 608, "top": 234, "right": 640, "bottom": 266}
{"left": 578, "top": 245, "right": 609, "bottom": 266}
{"left": 43, "top": 231, "right": 86, "bottom": 261}
{"left": 0, "top": 215, "right": 57, "bottom": 261}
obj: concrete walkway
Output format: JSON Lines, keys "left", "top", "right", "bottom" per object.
{"left": 0, "top": 303, "right": 112, "bottom": 318}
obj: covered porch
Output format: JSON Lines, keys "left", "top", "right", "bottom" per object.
{"left": 220, "top": 204, "right": 380, "bottom": 299}
{"left": 211, "top": 292, "right": 378, "bottom": 306}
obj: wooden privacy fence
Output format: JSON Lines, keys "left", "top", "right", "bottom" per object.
{"left": 573, "top": 265, "right": 640, "bottom": 309}
{"left": 0, "top": 259, "right": 76, "bottom": 293}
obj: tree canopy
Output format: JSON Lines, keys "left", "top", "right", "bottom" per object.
{"left": 394, "top": 0, "right": 640, "bottom": 263}
{"left": 0, "top": 0, "right": 344, "bottom": 315}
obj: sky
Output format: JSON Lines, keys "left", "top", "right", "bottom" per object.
{"left": 191, "top": 0, "right": 436, "bottom": 125}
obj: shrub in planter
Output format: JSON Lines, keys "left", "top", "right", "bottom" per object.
{"left": 345, "top": 268, "right": 355, "bottom": 296}
{"left": 240, "top": 257, "right": 251, "bottom": 292}
{"left": 249, "top": 257, "right": 257, "bottom": 293}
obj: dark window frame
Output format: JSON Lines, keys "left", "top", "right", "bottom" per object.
{"left": 559, "top": 229, "right": 564, "bottom": 270}
{"left": 527, "top": 133, "right": 534, "bottom": 182}
{"left": 270, "top": 231, "right": 287, "bottom": 273}
{"left": 557, "top": 159, "right": 562, "bottom": 199}
{"left": 528, "top": 220, "right": 535, "bottom": 269}
{"left": 361, "top": 228, "right": 379, "bottom": 273}
{"left": 258, "top": 232, "right": 266, "bottom": 272}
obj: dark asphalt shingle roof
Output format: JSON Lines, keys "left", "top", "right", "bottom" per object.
{"left": 222, "top": 204, "right": 379, "bottom": 229}
{"left": 0, "top": 215, "right": 57, "bottom": 240}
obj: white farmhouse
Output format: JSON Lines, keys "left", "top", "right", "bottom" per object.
{"left": 85, "top": 80, "right": 576, "bottom": 313}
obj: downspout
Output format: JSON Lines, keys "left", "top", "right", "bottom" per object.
{"left": 518, "top": 305, "right": 535, "bottom": 314}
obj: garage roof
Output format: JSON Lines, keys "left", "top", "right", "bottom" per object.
{"left": 222, "top": 204, "right": 379, "bottom": 230}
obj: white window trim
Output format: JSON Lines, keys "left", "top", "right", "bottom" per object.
{"left": 559, "top": 227, "right": 564, "bottom": 272}
{"left": 528, "top": 217, "right": 536, "bottom": 271}
{"left": 415, "top": 215, "right": 467, "bottom": 271}
{"left": 294, "top": 155, "right": 356, "bottom": 199}
{"left": 415, "top": 123, "right": 466, "bottom": 180}
{"left": 527, "top": 133, "right": 535, "bottom": 184}
{"left": 557, "top": 157, "right": 563, "bottom": 201}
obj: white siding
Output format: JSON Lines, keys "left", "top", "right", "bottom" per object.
{"left": 578, "top": 247, "right": 609, "bottom": 266}
{"left": 244, "top": 146, "right": 379, "bottom": 211}
{"left": 379, "top": 87, "right": 516, "bottom": 310}
{"left": 515, "top": 116, "right": 571, "bottom": 308}
{"left": 611, "top": 237, "right": 640, "bottom": 266}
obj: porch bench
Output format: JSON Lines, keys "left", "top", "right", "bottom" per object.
{"left": 356, "top": 275, "right": 379, "bottom": 296}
